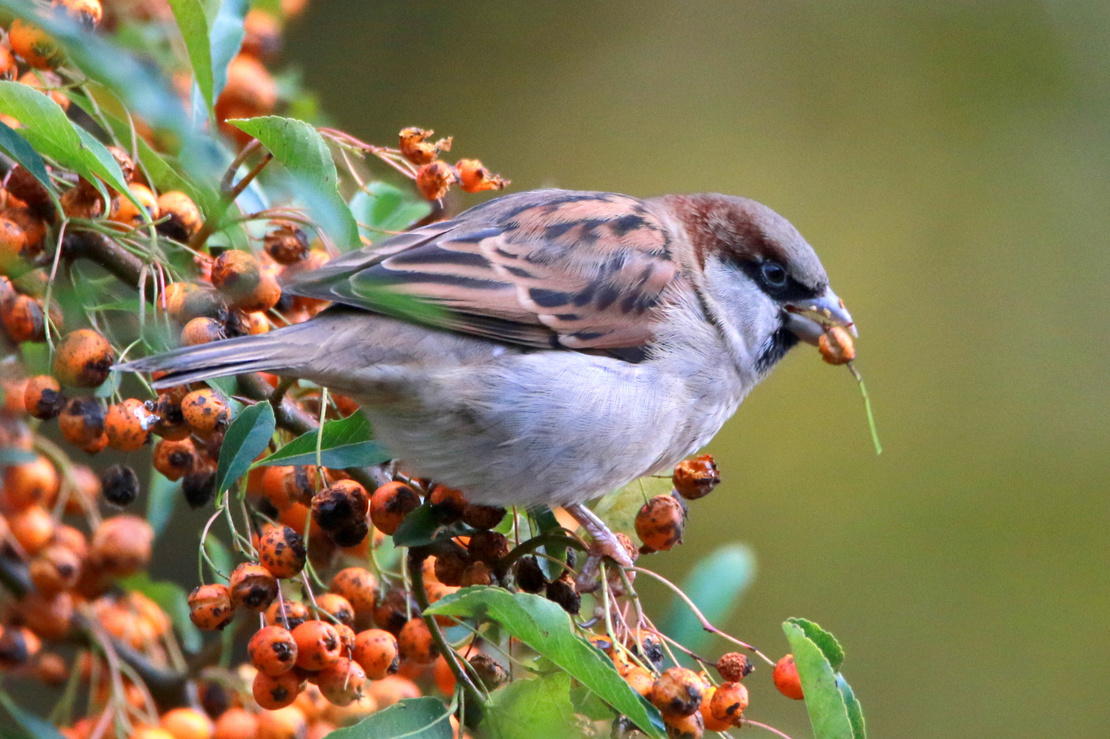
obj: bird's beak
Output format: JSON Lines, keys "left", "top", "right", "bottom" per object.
{"left": 783, "top": 287, "right": 857, "bottom": 346}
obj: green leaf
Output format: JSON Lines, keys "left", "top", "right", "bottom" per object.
{"left": 147, "top": 469, "right": 178, "bottom": 539}
{"left": 837, "top": 673, "right": 867, "bottom": 739}
{"left": 783, "top": 621, "right": 857, "bottom": 739}
{"left": 349, "top": 181, "right": 432, "bottom": 247}
{"left": 0, "top": 119, "right": 54, "bottom": 196}
{"left": 253, "top": 412, "right": 389, "bottom": 469}
{"left": 0, "top": 448, "right": 38, "bottom": 467}
{"left": 326, "top": 696, "right": 452, "bottom": 739}
{"left": 593, "top": 475, "right": 671, "bottom": 539}
{"left": 228, "top": 116, "right": 361, "bottom": 248}
{"left": 661, "top": 544, "right": 756, "bottom": 653}
{"left": 0, "top": 689, "right": 67, "bottom": 739}
{"left": 425, "top": 588, "right": 666, "bottom": 738}
{"left": 484, "top": 672, "right": 577, "bottom": 739}
{"left": 213, "top": 401, "right": 275, "bottom": 494}
{"left": 209, "top": 0, "right": 248, "bottom": 102}
{"left": 119, "top": 572, "right": 203, "bottom": 653}
{"left": 166, "top": 0, "right": 215, "bottom": 113}
{"left": 786, "top": 617, "right": 845, "bottom": 671}
{"left": 391, "top": 504, "right": 471, "bottom": 548}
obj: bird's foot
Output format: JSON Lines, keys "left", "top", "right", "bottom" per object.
{"left": 565, "top": 503, "right": 634, "bottom": 592}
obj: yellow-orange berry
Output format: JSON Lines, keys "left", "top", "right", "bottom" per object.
{"left": 28, "top": 543, "right": 81, "bottom": 594}
{"left": 650, "top": 666, "right": 705, "bottom": 717}
{"left": 455, "top": 159, "right": 509, "bottom": 193}
{"left": 181, "top": 316, "right": 225, "bottom": 346}
{"left": 709, "top": 680, "right": 749, "bottom": 725}
{"left": 0, "top": 44, "right": 15, "bottom": 82}
{"left": 23, "top": 375, "right": 65, "bottom": 420}
{"left": 292, "top": 620, "right": 342, "bottom": 671}
{"left": 254, "top": 706, "right": 307, "bottom": 739}
{"left": 316, "top": 657, "right": 366, "bottom": 706}
{"left": 253, "top": 669, "right": 301, "bottom": 710}
{"left": 257, "top": 525, "right": 306, "bottom": 579}
{"left": 397, "top": 617, "right": 437, "bottom": 665}
{"left": 773, "top": 653, "right": 804, "bottom": 700}
{"left": 330, "top": 567, "right": 378, "bottom": 620}
{"left": 228, "top": 562, "right": 279, "bottom": 612}
{"left": 8, "top": 504, "right": 54, "bottom": 556}
{"left": 105, "top": 398, "right": 154, "bottom": 451}
{"left": 672, "top": 454, "right": 720, "bottom": 501}
{"left": 635, "top": 494, "right": 686, "bottom": 552}
{"left": 53, "top": 329, "right": 114, "bottom": 388}
{"left": 159, "top": 707, "right": 213, "bottom": 739}
{"left": 624, "top": 665, "right": 655, "bottom": 698}
{"left": 89, "top": 515, "right": 152, "bottom": 576}
{"left": 369, "top": 481, "right": 419, "bottom": 536}
{"left": 662, "top": 709, "right": 704, "bottom": 739}
{"left": 1, "top": 455, "right": 59, "bottom": 510}
{"left": 398, "top": 127, "right": 452, "bottom": 166}
{"left": 0, "top": 294, "right": 45, "bottom": 342}
{"left": 155, "top": 191, "right": 203, "bottom": 242}
{"left": 352, "top": 628, "right": 398, "bottom": 680}
{"left": 108, "top": 183, "right": 159, "bottom": 229}
{"left": 152, "top": 437, "right": 197, "bottom": 481}
{"left": 212, "top": 707, "right": 258, "bottom": 739}
{"left": 415, "top": 161, "right": 458, "bottom": 201}
{"left": 181, "top": 389, "right": 230, "bottom": 433}
{"left": 9, "top": 19, "right": 62, "bottom": 70}
{"left": 0, "top": 216, "right": 29, "bottom": 273}
{"left": 818, "top": 326, "right": 856, "bottom": 365}
{"left": 699, "top": 686, "right": 733, "bottom": 732}
{"left": 188, "top": 583, "right": 234, "bottom": 631}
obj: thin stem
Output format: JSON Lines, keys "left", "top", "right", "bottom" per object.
{"left": 743, "top": 719, "right": 797, "bottom": 739}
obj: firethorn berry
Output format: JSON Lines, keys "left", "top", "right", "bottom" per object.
{"left": 254, "top": 706, "right": 308, "bottom": 739}
{"left": 99, "top": 464, "right": 139, "bottom": 507}
{"left": 352, "top": 628, "right": 399, "bottom": 680}
{"left": 105, "top": 398, "right": 153, "bottom": 451}
{"left": 398, "top": 127, "right": 452, "bottom": 166}
{"left": 228, "top": 562, "right": 279, "bottom": 612}
{"left": 180, "top": 316, "right": 225, "bottom": 346}
{"left": 159, "top": 707, "right": 214, "bottom": 739}
{"left": 212, "top": 707, "right": 258, "bottom": 739}
{"left": 699, "top": 687, "right": 732, "bottom": 732}
{"left": 257, "top": 525, "right": 307, "bottom": 578}
{"left": 427, "top": 485, "right": 466, "bottom": 522}
{"left": 432, "top": 544, "right": 469, "bottom": 587}
{"left": 312, "top": 479, "right": 369, "bottom": 531}
{"left": 461, "top": 503, "right": 506, "bottom": 530}
{"left": 329, "top": 567, "right": 378, "bottom": 619}
{"left": 369, "top": 481, "right": 419, "bottom": 535}
{"left": 514, "top": 556, "right": 546, "bottom": 593}
{"left": 372, "top": 588, "right": 410, "bottom": 634}
{"left": 635, "top": 494, "right": 686, "bottom": 552}
{"left": 28, "top": 544, "right": 81, "bottom": 594}
{"left": 672, "top": 454, "right": 720, "bottom": 501}
{"left": 292, "top": 620, "right": 342, "bottom": 671}
{"left": 8, "top": 19, "right": 62, "bottom": 69}
{"left": 1, "top": 294, "right": 45, "bottom": 342}
{"left": 468, "top": 530, "right": 510, "bottom": 568}
{"left": 264, "top": 220, "right": 310, "bottom": 264}
{"left": 58, "top": 397, "right": 106, "bottom": 448}
{"left": 216, "top": 54, "right": 278, "bottom": 119}
{"left": 266, "top": 598, "right": 310, "bottom": 632}
{"left": 212, "top": 250, "right": 262, "bottom": 293}
{"left": 397, "top": 617, "right": 438, "bottom": 665}
{"left": 53, "top": 329, "right": 114, "bottom": 388}
{"left": 188, "top": 583, "right": 234, "bottom": 630}
{"left": 708, "top": 680, "right": 749, "bottom": 726}
{"left": 1, "top": 455, "right": 59, "bottom": 510}
{"left": 108, "top": 183, "right": 159, "bottom": 229}
{"left": 773, "top": 653, "right": 804, "bottom": 700}
{"left": 715, "top": 652, "right": 752, "bottom": 682}
{"left": 23, "top": 375, "right": 65, "bottom": 419}
{"left": 819, "top": 325, "right": 856, "bottom": 365}
{"left": 242, "top": 9, "right": 282, "bottom": 59}
{"left": 0, "top": 216, "right": 29, "bottom": 271}
{"left": 51, "top": 0, "right": 104, "bottom": 30}
{"left": 152, "top": 437, "right": 197, "bottom": 481}
{"left": 415, "top": 161, "right": 459, "bottom": 201}
{"left": 0, "top": 626, "right": 42, "bottom": 667}
{"left": 662, "top": 709, "right": 704, "bottom": 739}
{"left": 315, "top": 593, "right": 355, "bottom": 629}
{"left": 316, "top": 657, "right": 366, "bottom": 706}
{"left": 90, "top": 514, "right": 153, "bottom": 576}
{"left": 455, "top": 159, "right": 510, "bottom": 193}
{"left": 650, "top": 666, "right": 705, "bottom": 717}
{"left": 624, "top": 665, "right": 655, "bottom": 698}
{"left": 155, "top": 191, "right": 203, "bottom": 242}
{"left": 252, "top": 669, "right": 301, "bottom": 710}
{"left": 181, "top": 389, "right": 231, "bottom": 433}
{"left": 0, "top": 44, "right": 15, "bottom": 81}
{"left": 182, "top": 471, "right": 216, "bottom": 508}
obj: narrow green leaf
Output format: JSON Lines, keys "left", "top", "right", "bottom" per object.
{"left": 661, "top": 544, "right": 756, "bottom": 653}
{"left": 0, "top": 119, "right": 54, "bottom": 195}
{"left": 783, "top": 621, "right": 855, "bottom": 739}
{"left": 349, "top": 181, "right": 432, "bottom": 247}
{"left": 426, "top": 588, "right": 666, "bottom": 738}
{"left": 786, "top": 617, "right": 845, "bottom": 671}
{"left": 0, "top": 690, "right": 66, "bottom": 739}
{"left": 119, "top": 572, "right": 203, "bottom": 653}
{"left": 837, "top": 673, "right": 867, "bottom": 739}
{"left": 209, "top": 0, "right": 248, "bottom": 102}
{"left": 485, "top": 672, "right": 577, "bottom": 739}
{"left": 167, "top": 0, "right": 215, "bottom": 113}
{"left": 326, "top": 696, "right": 452, "bottom": 739}
{"left": 392, "top": 504, "right": 470, "bottom": 548}
{"left": 147, "top": 469, "right": 178, "bottom": 539}
{"left": 228, "top": 116, "right": 361, "bottom": 248}
{"left": 213, "top": 401, "right": 275, "bottom": 494}
{"left": 253, "top": 412, "right": 389, "bottom": 469}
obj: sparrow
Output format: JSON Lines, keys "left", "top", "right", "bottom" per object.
{"left": 120, "top": 189, "right": 855, "bottom": 567}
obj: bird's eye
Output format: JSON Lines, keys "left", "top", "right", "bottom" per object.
{"left": 760, "top": 261, "right": 788, "bottom": 289}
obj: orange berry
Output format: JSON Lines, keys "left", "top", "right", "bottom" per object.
{"left": 368, "top": 481, "right": 419, "bottom": 536}
{"left": 212, "top": 707, "right": 258, "bottom": 739}
{"left": 0, "top": 294, "right": 45, "bottom": 342}
{"left": 23, "top": 375, "right": 65, "bottom": 420}
{"left": 253, "top": 669, "right": 301, "bottom": 710}
{"left": 455, "top": 159, "right": 509, "bottom": 193}
{"left": 242, "top": 9, "right": 282, "bottom": 59}
{"left": 90, "top": 515, "right": 152, "bottom": 576}
{"left": 18, "top": 590, "right": 73, "bottom": 640}
{"left": 312, "top": 480, "right": 369, "bottom": 547}
{"left": 228, "top": 562, "right": 279, "bottom": 612}
{"left": 264, "top": 221, "right": 310, "bottom": 264}
{"left": 352, "top": 628, "right": 398, "bottom": 680}
{"left": 635, "top": 494, "right": 686, "bottom": 552}
{"left": 212, "top": 249, "right": 260, "bottom": 292}
{"left": 155, "top": 191, "right": 203, "bottom": 242}
{"left": 257, "top": 525, "right": 306, "bottom": 578}
{"left": 650, "top": 667, "right": 705, "bottom": 717}
{"left": 159, "top": 707, "right": 214, "bottom": 739}
{"left": 28, "top": 543, "right": 81, "bottom": 594}
{"left": 108, "top": 183, "right": 159, "bottom": 229}
{"left": 152, "top": 437, "right": 198, "bottom": 481}
{"left": 53, "top": 329, "right": 114, "bottom": 388}
{"left": 130, "top": 727, "right": 174, "bottom": 739}
{"left": 58, "top": 397, "right": 106, "bottom": 449}
{"left": 0, "top": 43, "right": 15, "bottom": 82}
{"left": 181, "top": 316, "right": 226, "bottom": 346}
{"left": 672, "top": 454, "right": 720, "bottom": 501}
{"left": 663, "top": 707, "right": 705, "bottom": 738}
{"left": 624, "top": 665, "right": 655, "bottom": 698}
{"left": 397, "top": 617, "right": 437, "bottom": 665}
{"left": 415, "top": 161, "right": 458, "bottom": 201}
{"left": 254, "top": 706, "right": 307, "bottom": 739}
{"left": 292, "top": 620, "right": 342, "bottom": 671}
{"left": 266, "top": 598, "right": 310, "bottom": 632}
{"left": 9, "top": 504, "right": 55, "bottom": 555}
{"left": 315, "top": 657, "right": 366, "bottom": 706}
{"left": 181, "top": 389, "right": 231, "bottom": 433}
{"left": 773, "top": 653, "right": 804, "bottom": 700}
{"left": 329, "top": 567, "right": 378, "bottom": 620}
{"left": 0, "top": 626, "right": 42, "bottom": 667}
{"left": 188, "top": 583, "right": 234, "bottom": 631}
{"left": 0, "top": 216, "right": 29, "bottom": 273}
{"left": 1, "top": 454, "right": 59, "bottom": 510}
{"left": 709, "top": 680, "right": 749, "bottom": 725}
{"left": 398, "top": 127, "right": 452, "bottom": 166}
{"left": 9, "top": 19, "right": 62, "bottom": 70}
{"left": 51, "top": 0, "right": 104, "bottom": 29}
{"left": 105, "top": 398, "right": 153, "bottom": 451}
{"left": 819, "top": 325, "right": 856, "bottom": 365}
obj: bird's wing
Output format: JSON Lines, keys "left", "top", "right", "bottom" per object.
{"left": 285, "top": 189, "right": 686, "bottom": 360}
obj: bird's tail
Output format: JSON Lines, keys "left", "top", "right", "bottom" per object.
{"left": 115, "top": 320, "right": 320, "bottom": 389}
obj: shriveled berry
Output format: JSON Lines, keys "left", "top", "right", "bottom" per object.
{"left": 292, "top": 620, "right": 342, "bottom": 671}
{"left": 155, "top": 191, "right": 203, "bottom": 242}
{"left": 428, "top": 485, "right": 466, "bottom": 522}
{"left": 352, "top": 628, "right": 399, "bottom": 680}
{"left": 316, "top": 657, "right": 366, "bottom": 706}
{"left": 257, "top": 525, "right": 306, "bottom": 579}
{"left": 182, "top": 470, "right": 216, "bottom": 508}
{"left": 58, "top": 397, "right": 106, "bottom": 448}
{"left": 369, "top": 481, "right": 419, "bottom": 536}
{"left": 709, "top": 681, "right": 749, "bottom": 725}
{"left": 53, "top": 329, "right": 114, "bottom": 388}
{"left": 545, "top": 574, "right": 580, "bottom": 615}
{"left": 432, "top": 543, "right": 469, "bottom": 587}
{"left": 819, "top": 326, "right": 856, "bottom": 365}
{"left": 514, "top": 556, "right": 546, "bottom": 593}
{"left": 228, "top": 562, "right": 279, "bottom": 612}
{"left": 461, "top": 503, "right": 506, "bottom": 530}
{"left": 23, "top": 375, "right": 65, "bottom": 419}
{"left": 249, "top": 625, "right": 298, "bottom": 676}
{"left": 398, "top": 127, "right": 452, "bottom": 166}
{"left": 105, "top": 398, "right": 153, "bottom": 451}
{"left": 264, "top": 221, "right": 310, "bottom": 264}
{"left": 773, "top": 653, "right": 804, "bottom": 700}
{"left": 456, "top": 159, "right": 509, "bottom": 193}
{"left": 99, "top": 464, "right": 139, "bottom": 507}
{"left": 188, "top": 583, "right": 233, "bottom": 631}
{"left": 397, "top": 617, "right": 437, "bottom": 665}
{"left": 252, "top": 669, "right": 300, "bottom": 710}
{"left": 635, "top": 494, "right": 686, "bottom": 552}
{"left": 415, "top": 161, "right": 459, "bottom": 201}
{"left": 468, "top": 530, "right": 510, "bottom": 568}
{"left": 181, "top": 389, "right": 230, "bottom": 433}
{"left": 672, "top": 454, "right": 720, "bottom": 501}
{"left": 650, "top": 667, "right": 705, "bottom": 717}
{"left": 715, "top": 652, "right": 752, "bottom": 682}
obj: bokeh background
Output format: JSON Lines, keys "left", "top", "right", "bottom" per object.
{"left": 279, "top": 3, "right": 1110, "bottom": 738}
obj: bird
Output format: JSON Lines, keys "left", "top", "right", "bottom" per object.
{"left": 119, "top": 188, "right": 855, "bottom": 568}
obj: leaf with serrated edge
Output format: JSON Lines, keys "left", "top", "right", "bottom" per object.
{"left": 426, "top": 588, "right": 666, "bottom": 738}
{"left": 252, "top": 412, "right": 389, "bottom": 469}
{"left": 783, "top": 621, "right": 855, "bottom": 739}
{"left": 0, "top": 119, "right": 54, "bottom": 195}
{"left": 837, "top": 673, "right": 867, "bottom": 739}
{"left": 485, "top": 672, "right": 577, "bottom": 739}
{"left": 326, "top": 696, "right": 452, "bottom": 739}
{"left": 787, "top": 617, "right": 845, "bottom": 671}
{"left": 214, "top": 401, "right": 275, "bottom": 494}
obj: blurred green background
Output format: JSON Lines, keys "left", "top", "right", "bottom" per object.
{"left": 283, "top": 3, "right": 1110, "bottom": 738}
